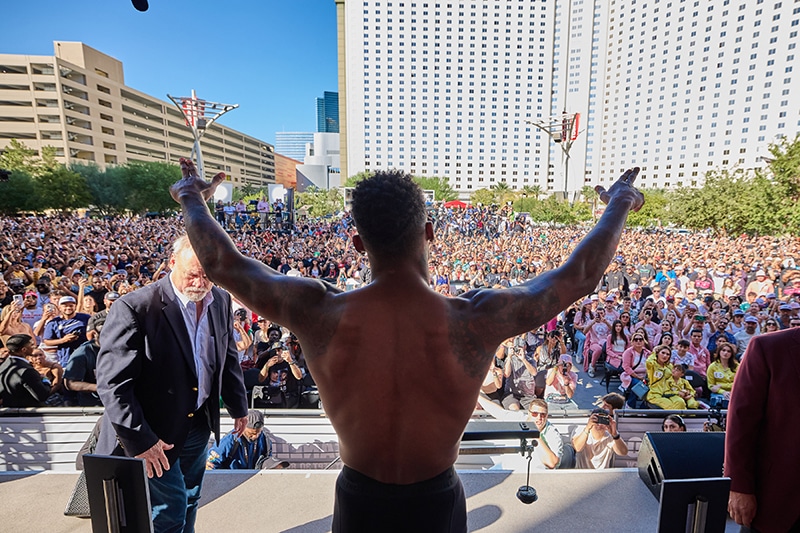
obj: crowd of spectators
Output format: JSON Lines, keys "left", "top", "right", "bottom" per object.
{"left": 1, "top": 201, "right": 799, "bottom": 412}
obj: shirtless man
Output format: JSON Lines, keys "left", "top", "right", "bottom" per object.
{"left": 170, "top": 160, "right": 644, "bottom": 532}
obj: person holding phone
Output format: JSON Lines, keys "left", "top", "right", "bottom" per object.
{"left": 0, "top": 295, "right": 36, "bottom": 339}
{"left": 572, "top": 393, "right": 629, "bottom": 469}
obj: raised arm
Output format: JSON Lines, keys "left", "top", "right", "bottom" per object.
{"left": 170, "top": 159, "right": 339, "bottom": 337}
{"left": 466, "top": 168, "right": 644, "bottom": 346}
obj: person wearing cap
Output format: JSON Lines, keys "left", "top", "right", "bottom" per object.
{"left": 42, "top": 296, "right": 90, "bottom": 368}
{"left": 94, "top": 235, "right": 248, "bottom": 532}
{"left": 544, "top": 353, "right": 578, "bottom": 407}
{"left": 776, "top": 304, "right": 793, "bottom": 330}
{"left": 734, "top": 316, "right": 760, "bottom": 359}
{"left": 746, "top": 270, "right": 775, "bottom": 299}
{"left": 86, "top": 291, "right": 120, "bottom": 342}
{"left": 605, "top": 260, "right": 626, "bottom": 295}
{"left": 727, "top": 309, "right": 746, "bottom": 336}
{"left": 206, "top": 410, "right": 287, "bottom": 470}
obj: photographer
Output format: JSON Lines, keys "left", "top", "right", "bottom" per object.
{"left": 255, "top": 344, "right": 304, "bottom": 408}
{"left": 534, "top": 329, "right": 565, "bottom": 398}
{"left": 206, "top": 410, "right": 288, "bottom": 470}
{"left": 544, "top": 354, "right": 577, "bottom": 406}
{"left": 501, "top": 335, "right": 538, "bottom": 411}
{"left": 572, "top": 393, "right": 629, "bottom": 469}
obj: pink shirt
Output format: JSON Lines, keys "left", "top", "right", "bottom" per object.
{"left": 689, "top": 344, "right": 711, "bottom": 377}
{"left": 605, "top": 334, "right": 628, "bottom": 368}
{"left": 621, "top": 347, "right": 650, "bottom": 389}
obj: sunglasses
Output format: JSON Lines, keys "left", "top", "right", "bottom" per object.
{"left": 528, "top": 411, "right": 547, "bottom": 418}
{"left": 633, "top": 337, "right": 645, "bottom": 341}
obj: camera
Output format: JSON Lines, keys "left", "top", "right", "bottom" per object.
{"left": 593, "top": 408, "right": 610, "bottom": 425}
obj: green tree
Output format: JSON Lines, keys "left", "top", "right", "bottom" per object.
{"left": 295, "top": 186, "right": 344, "bottom": 217}
{"left": 626, "top": 188, "right": 670, "bottom": 228}
{"left": 0, "top": 139, "right": 40, "bottom": 174}
{"left": 0, "top": 139, "right": 61, "bottom": 177}
{"left": 470, "top": 188, "right": 496, "bottom": 206}
{"left": 520, "top": 185, "right": 543, "bottom": 199}
{"left": 72, "top": 163, "right": 127, "bottom": 214}
{"left": 123, "top": 161, "right": 182, "bottom": 214}
{"left": 413, "top": 175, "right": 457, "bottom": 202}
{"left": 34, "top": 166, "right": 92, "bottom": 212}
{"left": 0, "top": 170, "right": 37, "bottom": 214}
{"left": 764, "top": 134, "right": 800, "bottom": 235}
{"left": 344, "top": 171, "right": 373, "bottom": 187}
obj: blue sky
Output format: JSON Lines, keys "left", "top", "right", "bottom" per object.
{"left": 4, "top": 0, "right": 338, "bottom": 145}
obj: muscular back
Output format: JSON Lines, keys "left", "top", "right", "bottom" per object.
{"left": 298, "top": 277, "right": 493, "bottom": 485}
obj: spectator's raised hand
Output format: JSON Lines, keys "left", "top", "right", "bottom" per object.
{"left": 170, "top": 157, "right": 227, "bottom": 203}
{"left": 594, "top": 167, "right": 645, "bottom": 212}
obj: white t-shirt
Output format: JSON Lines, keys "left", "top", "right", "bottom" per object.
{"left": 574, "top": 429, "right": 617, "bottom": 470}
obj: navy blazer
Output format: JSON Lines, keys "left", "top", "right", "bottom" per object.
{"left": 95, "top": 276, "right": 248, "bottom": 463}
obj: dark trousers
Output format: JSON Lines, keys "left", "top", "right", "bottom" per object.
{"left": 333, "top": 466, "right": 467, "bottom": 533}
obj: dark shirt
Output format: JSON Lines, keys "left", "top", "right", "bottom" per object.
{"left": 63, "top": 340, "right": 102, "bottom": 406}
{"left": 87, "top": 288, "right": 109, "bottom": 311}
{"left": 0, "top": 356, "right": 50, "bottom": 407}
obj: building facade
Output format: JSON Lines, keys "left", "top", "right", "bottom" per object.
{"left": 0, "top": 41, "right": 276, "bottom": 188}
{"left": 275, "top": 131, "right": 315, "bottom": 162}
{"left": 337, "top": 0, "right": 799, "bottom": 195}
{"left": 317, "top": 91, "right": 340, "bottom": 132}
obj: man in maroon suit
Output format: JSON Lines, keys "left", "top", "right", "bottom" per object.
{"left": 725, "top": 327, "right": 800, "bottom": 532}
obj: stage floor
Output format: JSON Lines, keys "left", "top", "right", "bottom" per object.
{"left": 0, "top": 469, "right": 739, "bottom": 532}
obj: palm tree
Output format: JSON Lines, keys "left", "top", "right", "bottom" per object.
{"left": 520, "top": 184, "right": 543, "bottom": 200}
{"left": 581, "top": 185, "right": 599, "bottom": 222}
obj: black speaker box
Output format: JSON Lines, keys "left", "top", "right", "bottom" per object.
{"left": 637, "top": 431, "right": 725, "bottom": 500}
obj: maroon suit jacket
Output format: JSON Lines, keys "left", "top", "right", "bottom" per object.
{"left": 724, "top": 328, "right": 800, "bottom": 533}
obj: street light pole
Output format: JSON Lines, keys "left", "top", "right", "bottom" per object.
{"left": 524, "top": 113, "right": 579, "bottom": 200}
{"left": 167, "top": 90, "right": 238, "bottom": 179}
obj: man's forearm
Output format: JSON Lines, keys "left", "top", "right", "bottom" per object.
{"left": 562, "top": 199, "right": 634, "bottom": 289}
{"left": 65, "top": 379, "right": 97, "bottom": 393}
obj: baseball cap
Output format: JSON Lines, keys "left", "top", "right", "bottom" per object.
{"left": 24, "top": 291, "right": 38, "bottom": 298}
{"left": 733, "top": 309, "right": 745, "bottom": 316}
{"left": 58, "top": 296, "right": 77, "bottom": 304}
{"left": 744, "top": 316, "right": 759, "bottom": 324}
{"left": 590, "top": 294, "right": 599, "bottom": 301}
{"left": 246, "top": 409, "right": 264, "bottom": 430}
{"left": 756, "top": 270, "right": 766, "bottom": 276}
{"left": 105, "top": 291, "right": 120, "bottom": 301}
{"left": 629, "top": 284, "right": 639, "bottom": 291}
{"left": 779, "top": 304, "right": 792, "bottom": 311}
{"left": 766, "top": 293, "right": 776, "bottom": 299}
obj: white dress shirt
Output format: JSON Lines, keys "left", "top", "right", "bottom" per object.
{"left": 169, "top": 274, "right": 215, "bottom": 410}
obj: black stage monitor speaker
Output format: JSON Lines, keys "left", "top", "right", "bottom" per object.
{"left": 637, "top": 431, "right": 725, "bottom": 500}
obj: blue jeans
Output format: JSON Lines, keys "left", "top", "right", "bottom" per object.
{"left": 574, "top": 330, "right": 586, "bottom": 359}
{"left": 148, "top": 424, "right": 211, "bottom": 533}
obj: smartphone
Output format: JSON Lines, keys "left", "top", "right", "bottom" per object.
{"left": 13, "top": 294, "right": 23, "bottom": 306}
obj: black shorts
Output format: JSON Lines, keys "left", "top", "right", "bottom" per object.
{"left": 333, "top": 465, "right": 467, "bottom": 533}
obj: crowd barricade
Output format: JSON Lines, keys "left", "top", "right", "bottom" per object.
{"left": 0, "top": 407, "right": 724, "bottom": 471}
